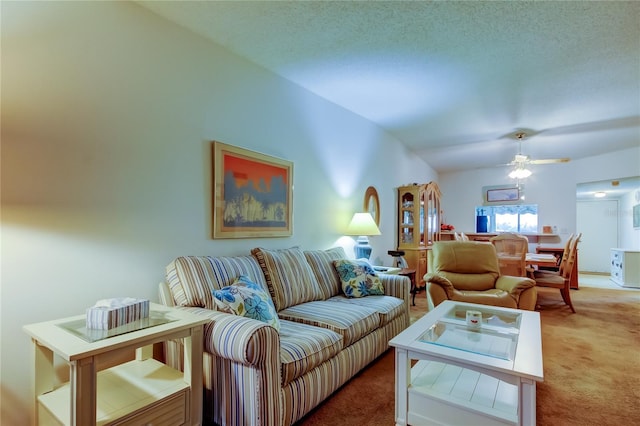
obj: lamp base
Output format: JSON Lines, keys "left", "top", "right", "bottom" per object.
{"left": 354, "top": 236, "right": 372, "bottom": 259}
{"left": 354, "top": 244, "right": 372, "bottom": 260}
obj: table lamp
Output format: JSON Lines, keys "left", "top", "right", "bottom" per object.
{"left": 346, "top": 212, "right": 381, "bottom": 259}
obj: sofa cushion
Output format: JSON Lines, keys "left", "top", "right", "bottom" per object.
{"left": 327, "top": 295, "right": 405, "bottom": 326}
{"left": 166, "top": 255, "right": 268, "bottom": 309}
{"left": 304, "top": 247, "right": 348, "bottom": 299}
{"left": 278, "top": 301, "right": 379, "bottom": 347}
{"left": 251, "top": 246, "right": 324, "bottom": 311}
{"left": 279, "top": 320, "right": 343, "bottom": 386}
{"left": 333, "top": 259, "right": 385, "bottom": 298}
{"left": 213, "top": 275, "right": 281, "bottom": 331}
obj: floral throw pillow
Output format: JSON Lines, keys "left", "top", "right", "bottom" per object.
{"left": 333, "top": 259, "right": 385, "bottom": 298}
{"left": 212, "top": 275, "right": 281, "bottom": 331}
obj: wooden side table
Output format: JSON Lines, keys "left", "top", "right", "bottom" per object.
{"left": 23, "top": 303, "right": 208, "bottom": 426}
{"left": 398, "top": 268, "right": 418, "bottom": 305}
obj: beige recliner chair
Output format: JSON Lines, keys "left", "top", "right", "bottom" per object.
{"left": 425, "top": 241, "right": 537, "bottom": 311}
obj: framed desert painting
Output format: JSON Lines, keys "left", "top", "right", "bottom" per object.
{"left": 212, "top": 141, "right": 293, "bottom": 238}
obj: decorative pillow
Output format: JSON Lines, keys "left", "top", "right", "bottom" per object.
{"left": 212, "top": 275, "right": 281, "bottom": 331}
{"left": 333, "top": 259, "right": 385, "bottom": 298}
{"left": 251, "top": 246, "right": 323, "bottom": 311}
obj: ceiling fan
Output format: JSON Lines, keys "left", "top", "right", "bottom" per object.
{"left": 506, "top": 132, "right": 570, "bottom": 179}
{"left": 509, "top": 132, "right": 571, "bottom": 165}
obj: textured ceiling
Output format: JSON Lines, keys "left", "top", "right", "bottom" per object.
{"left": 137, "top": 0, "right": 640, "bottom": 177}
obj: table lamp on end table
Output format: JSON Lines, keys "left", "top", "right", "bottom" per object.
{"left": 346, "top": 212, "right": 381, "bottom": 260}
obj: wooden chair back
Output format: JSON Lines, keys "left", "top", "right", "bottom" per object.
{"left": 561, "top": 233, "right": 581, "bottom": 280}
{"left": 490, "top": 232, "right": 529, "bottom": 277}
{"left": 556, "top": 233, "right": 574, "bottom": 275}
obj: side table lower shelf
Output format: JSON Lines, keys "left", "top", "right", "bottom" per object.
{"left": 38, "top": 358, "right": 189, "bottom": 426}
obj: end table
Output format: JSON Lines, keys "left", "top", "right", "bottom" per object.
{"left": 23, "top": 303, "right": 208, "bottom": 426}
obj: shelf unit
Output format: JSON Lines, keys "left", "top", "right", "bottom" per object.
{"left": 461, "top": 233, "right": 560, "bottom": 243}
{"left": 397, "top": 182, "right": 441, "bottom": 287}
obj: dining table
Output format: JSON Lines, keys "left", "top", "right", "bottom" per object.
{"left": 525, "top": 253, "right": 559, "bottom": 268}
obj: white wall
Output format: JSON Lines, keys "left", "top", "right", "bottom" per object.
{"left": 439, "top": 146, "right": 640, "bottom": 260}
{"left": 0, "top": 3, "right": 437, "bottom": 423}
{"left": 620, "top": 188, "right": 640, "bottom": 250}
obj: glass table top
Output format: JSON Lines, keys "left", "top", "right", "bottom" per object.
{"left": 57, "top": 311, "right": 176, "bottom": 343}
{"left": 418, "top": 305, "right": 522, "bottom": 361}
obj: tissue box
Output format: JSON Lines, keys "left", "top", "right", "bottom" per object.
{"left": 86, "top": 298, "right": 150, "bottom": 330}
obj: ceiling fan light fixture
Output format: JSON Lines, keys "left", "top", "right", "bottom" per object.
{"left": 514, "top": 154, "right": 529, "bottom": 163}
{"left": 509, "top": 166, "right": 532, "bottom": 179}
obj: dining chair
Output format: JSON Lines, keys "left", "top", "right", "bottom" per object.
{"left": 533, "top": 234, "right": 581, "bottom": 313}
{"left": 534, "top": 233, "right": 575, "bottom": 278}
{"left": 489, "top": 232, "right": 529, "bottom": 277}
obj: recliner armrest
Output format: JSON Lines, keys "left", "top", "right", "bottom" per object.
{"left": 495, "top": 275, "right": 536, "bottom": 297}
{"left": 424, "top": 273, "right": 455, "bottom": 298}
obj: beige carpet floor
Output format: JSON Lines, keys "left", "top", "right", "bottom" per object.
{"left": 297, "top": 286, "right": 640, "bottom": 425}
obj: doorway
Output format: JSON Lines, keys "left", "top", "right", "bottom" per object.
{"left": 576, "top": 176, "right": 640, "bottom": 273}
{"left": 576, "top": 200, "right": 618, "bottom": 273}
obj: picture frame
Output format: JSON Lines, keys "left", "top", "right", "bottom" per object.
{"left": 486, "top": 187, "right": 520, "bottom": 203}
{"left": 212, "top": 141, "right": 293, "bottom": 238}
{"left": 363, "top": 186, "right": 380, "bottom": 226}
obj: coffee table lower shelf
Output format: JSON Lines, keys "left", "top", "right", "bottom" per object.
{"left": 408, "top": 360, "right": 518, "bottom": 426}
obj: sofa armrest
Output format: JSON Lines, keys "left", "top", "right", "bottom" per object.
{"left": 379, "top": 273, "right": 411, "bottom": 303}
{"left": 173, "top": 306, "right": 280, "bottom": 367}
{"left": 158, "top": 281, "right": 176, "bottom": 307}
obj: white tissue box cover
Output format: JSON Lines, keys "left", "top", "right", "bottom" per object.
{"left": 86, "top": 297, "right": 150, "bottom": 330}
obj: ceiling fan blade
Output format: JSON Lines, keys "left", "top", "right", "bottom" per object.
{"left": 529, "top": 158, "right": 570, "bottom": 164}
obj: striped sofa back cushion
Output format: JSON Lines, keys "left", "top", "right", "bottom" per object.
{"left": 166, "top": 255, "right": 268, "bottom": 309}
{"left": 251, "top": 246, "right": 324, "bottom": 311}
{"left": 304, "top": 247, "right": 347, "bottom": 299}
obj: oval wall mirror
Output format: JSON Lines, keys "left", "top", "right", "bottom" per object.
{"left": 363, "top": 186, "right": 380, "bottom": 226}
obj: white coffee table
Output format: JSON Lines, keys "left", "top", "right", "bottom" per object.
{"left": 389, "top": 301, "right": 543, "bottom": 426}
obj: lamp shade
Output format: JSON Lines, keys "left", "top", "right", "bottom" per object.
{"left": 345, "top": 213, "right": 381, "bottom": 236}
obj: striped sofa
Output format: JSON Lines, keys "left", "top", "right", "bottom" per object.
{"left": 159, "top": 246, "right": 410, "bottom": 426}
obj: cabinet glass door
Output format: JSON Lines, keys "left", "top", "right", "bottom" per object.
{"left": 400, "top": 192, "right": 415, "bottom": 245}
{"left": 426, "top": 183, "right": 441, "bottom": 245}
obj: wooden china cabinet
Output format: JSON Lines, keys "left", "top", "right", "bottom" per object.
{"left": 397, "top": 182, "right": 441, "bottom": 288}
